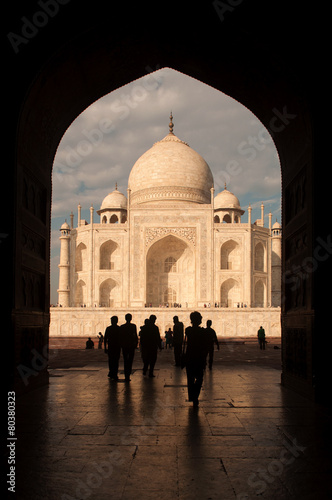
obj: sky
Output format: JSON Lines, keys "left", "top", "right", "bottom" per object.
{"left": 50, "top": 67, "right": 281, "bottom": 304}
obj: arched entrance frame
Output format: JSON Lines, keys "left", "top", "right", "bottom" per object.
{"left": 145, "top": 233, "right": 196, "bottom": 307}
{"left": 6, "top": 4, "right": 326, "bottom": 403}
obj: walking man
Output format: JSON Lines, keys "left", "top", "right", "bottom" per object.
{"left": 184, "top": 311, "right": 209, "bottom": 407}
{"left": 205, "top": 319, "right": 219, "bottom": 370}
{"left": 120, "top": 313, "right": 138, "bottom": 381}
{"left": 140, "top": 315, "right": 162, "bottom": 377}
{"left": 172, "top": 315, "right": 184, "bottom": 367}
{"left": 104, "top": 316, "right": 121, "bottom": 380}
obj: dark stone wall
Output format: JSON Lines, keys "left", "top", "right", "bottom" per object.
{"left": 4, "top": 1, "right": 327, "bottom": 402}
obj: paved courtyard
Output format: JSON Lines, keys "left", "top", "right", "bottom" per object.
{"left": 14, "top": 339, "right": 331, "bottom": 499}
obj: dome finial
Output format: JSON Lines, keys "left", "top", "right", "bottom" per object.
{"left": 169, "top": 112, "right": 174, "bottom": 134}
{"left": 115, "top": 182, "right": 118, "bottom": 191}
{"left": 224, "top": 182, "right": 227, "bottom": 190}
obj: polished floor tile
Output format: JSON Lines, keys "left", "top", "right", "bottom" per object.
{"left": 12, "top": 340, "right": 332, "bottom": 499}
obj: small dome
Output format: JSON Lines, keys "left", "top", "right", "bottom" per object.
{"left": 99, "top": 186, "right": 127, "bottom": 211}
{"left": 128, "top": 114, "right": 214, "bottom": 206}
{"left": 60, "top": 220, "right": 70, "bottom": 230}
{"left": 214, "top": 186, "right": 242, "bottom": 211}
{"left": 272, "top": 220, "right": 281, "bottom": 229}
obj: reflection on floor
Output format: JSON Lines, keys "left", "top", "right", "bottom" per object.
{"left": 13, "top": 340, "right": 331, "bottom": 499}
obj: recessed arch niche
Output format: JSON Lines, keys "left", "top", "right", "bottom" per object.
{"left": 146, "top": 234, "right": 195, "bottom": 306}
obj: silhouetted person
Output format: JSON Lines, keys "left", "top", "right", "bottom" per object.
{"left": 120, "top": 313, "right": 138, "bottom": 381}
{"left": 104, "top": 316, "right": 121, "bottom": 380}
{"left": 257, "top": 326, "right": 266, "bottom": 350}
{"left": 172, "top": 315, "right": 184, "bottom": 366}
{"left": 98, "top": 332, "right": 104, "bottom": 349}
{"left": 205, "top": 319, "right": 219, "bottom": 370}
{"left": 140, "top": 315, "right": 162, "bottom": 377}
{"left": 184, "top": 311, "right": 209, "bottom": 407}
{"left": 86, "top": 337, "right": 94, "bottom": 349}
{"left": 165, "top": 328, "right": 173, "bottom": 349}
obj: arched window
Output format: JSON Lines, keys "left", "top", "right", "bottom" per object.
{"left": 214, "top": 215, "right": 220, "bottom": 223}
{"left": 164, "top": 256, "right": 177, "bottom": 272}
{"left": 75, "top": 242, "right": 87, "bottom": 272}
{"left": 220, "top": 240, "right": 241, "bottom": 270}
{"left": 99, "top": 278, "right": 117, "bottom": 307}
{"left": 109, "top": 214, "right": 118, "bottom": 223}
{"left": 220, "top": 278, "right": 240, "bottom": 307}
{"left": 75, "top": 279, "right": 86, "bottom": 306}
{"left": 254, "top": 280, "right": 265, "bottom": 307}
{"left": 255, "top": 242, "right": 265, "bottom": 271}
{"left": 102, "top": 215, "right": 107, "bottom": 223}
{"left": 99, "top": 240, "right": 117, "bottom": 269}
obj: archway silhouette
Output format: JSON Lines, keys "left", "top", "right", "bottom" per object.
{"left": 5, "top": 2, "right": 327, "bottom": 403}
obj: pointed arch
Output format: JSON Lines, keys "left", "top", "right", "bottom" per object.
{"left": 254, "top": 242, "right": 265, "bottom": 271}
{"left": 75, "top": 279, "right": 86, "bottom": 306}
{"left": 75, "top": 242, "right": 87, "bottom": 272}
{"left": 99, "top": 240, "right": 118, "bottom": 270}
{"left": 254, "top": 279, "right": 265, "bottom": 307}
{"left": 220, "top": 278, "right": 240, "bottom": 307}
{"left": 220, "top": 240, "right": 241, "bottom": 270}
{"left": 109, "top": 214, "right": 119, "bottom": 224}
{"left": 146, "top": 234, "right": 195, "bottom": 307}
{"left": 99, "top": 278, "right": 117, "bottom": 307}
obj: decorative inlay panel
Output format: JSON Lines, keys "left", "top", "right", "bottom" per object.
{"left": 131, "top": 186, "right": 210, "bottom": 205}
{"left": 145, "top": 227, "right": 196, "bottom": 247}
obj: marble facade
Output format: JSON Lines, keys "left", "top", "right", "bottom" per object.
{"left": 52, "top": 117, "right": 281, "bottom": 338}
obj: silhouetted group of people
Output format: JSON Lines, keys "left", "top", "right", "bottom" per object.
{"left": 104, "top": 313, "right": 138, "bottom": 381}
{"left": 103, "top": 312, "right": 220, "bottom": 407}
{"left": 91, "top": 316, "right": 268, "bottom": 407}
{"left": 139, "top": 315, "right": 162, "bottom": 377}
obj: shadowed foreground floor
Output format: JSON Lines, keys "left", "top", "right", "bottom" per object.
{"left": 13, "top": 339, "right": 331, "bottom": 499}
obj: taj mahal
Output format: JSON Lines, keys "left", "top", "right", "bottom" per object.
{"left": 50, "top": 115, "right": 281, "bottom": 338}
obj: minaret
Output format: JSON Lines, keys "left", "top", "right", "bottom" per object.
{"left": 78, "top": 203, "right": 81, "bottom": 227}
{"left": 271, "top": 219, "right": 282, "bottom": 307}
{"left": 57, "top": 220, "right": 71, "bottom": 306}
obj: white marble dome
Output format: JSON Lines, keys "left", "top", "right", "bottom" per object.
{"left": 214, "top": 186, "right": 242, "bottom": 211}
{"left": 100, "top": 186, "right": 127, "bottom": 210}
{"left": 128, "top": 118, "right": 214, "bottom": 206}
{"left": 60, "top": 220, "right": 70, "bottom": 231}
